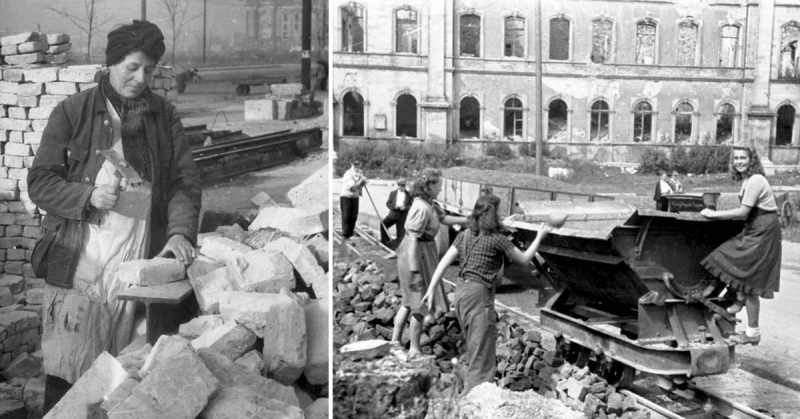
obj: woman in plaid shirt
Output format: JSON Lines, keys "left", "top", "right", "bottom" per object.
{"left": 422, "top": 194, "right": 553, "bottom": 395}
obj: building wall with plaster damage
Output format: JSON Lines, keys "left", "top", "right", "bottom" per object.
{"left": 332, "top": 0, "right": 800, "bottom": 169}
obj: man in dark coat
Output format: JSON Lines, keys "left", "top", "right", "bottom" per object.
{"left": 381, "top": 178, "right": 412, "bottom": 248}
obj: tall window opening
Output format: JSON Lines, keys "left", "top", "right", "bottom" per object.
{"left": 776, "top": 104, "right": 795, "bottom": 146}
{"left": 720, "top": 25, "right": 739, "bottom": 67}
{"left": 504, "top": 16, "right": 524, "bottom": 58}
{"left": 342, "top": 91, "right": 364, "bottom": 136}
{"left": 341, "top": 4, "right": 364, "bottom": 52}
{"left": 674, "top": 102, "right": 694, "bottom": 143}
{"left": 677, "top": 20, "right": 698, "bottom": 66}
{"left": 504, "top": 98, "right": 524, "bottom": 139}
{"left": 396, "top": 7, "right": 418, "bottom": 53}
{"left": 780, "top": 23, "right": 800, "bottom": 79}
{"left": 548, "top": 99, "right": 568, "bottom": 140}
{"left": 635, "top": 20, "right": 657, "bottom": 64}
{"left": 396, "top": 94, "right": 417, "bottom": 138}
{"left": 633, "top": 101, "right": 653, "bottom": 142}
{"left": 549, "top": 17, "right": 570, "bottom": 60}
{"left": 716, "top": 103, "right": 735, "bottom": 144}
{"left": 459, "top": 97, "right": 480, "bottom": 139}
{"left": 591, "top": 17, "right": 614, "bottom": 63}
{"left": 590, "top": 100, "right": 610, "bottom": 141}
{"left": 460, "top": 14, "right": 481, "bottom": 57}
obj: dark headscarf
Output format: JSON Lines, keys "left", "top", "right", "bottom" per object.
{"left": 106, "top": 20, "right": 165, "bottom": 66}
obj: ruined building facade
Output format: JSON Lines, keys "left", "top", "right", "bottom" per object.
{"left": 332, "top": 0, "right": 800, "bottom": 169}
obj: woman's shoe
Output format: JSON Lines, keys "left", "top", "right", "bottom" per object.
{"left": 729, "top": 332, "right": 760, "bottom": 346}
{"left": 726, "top": 300, "right": 745, "bottom": 314}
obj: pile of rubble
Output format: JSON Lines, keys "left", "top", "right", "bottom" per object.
{"left": 0, "top": 32, "right": 71, "bottom": 66}
{"left": 42, "top": 196, "right": 329, "bottom": 418}
{"left": 332, "top": 259, "right": 465, "bottom": 373}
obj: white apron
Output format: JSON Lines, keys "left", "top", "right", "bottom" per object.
{"left": 43, "top": 102, "right": 152, "bottom": 383}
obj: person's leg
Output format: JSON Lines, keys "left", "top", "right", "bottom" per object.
{"left": 456, "top": 283, "right": 497, "bottom": 395}
{"left": 349, "top": 197, "right": 360, "bottom": 237}
{"left": 381, "top": 214, "right": 397, "bottom": 244}
{"left": 745, "top": 295, "right": 760, "bottom": 329}
{"left": 340, "top": 197, "right": 350, "bottom": 238}
{"left": 409, "top": 314, "right": 422, "bottom": 356}
{"left": 396, "top": 213, "right": 407, "bottom": 242}
{"left": 391, "top": 305, "right": 410, "bottom": 344}
{"left": 43, "top": 375, "right": 72, "bottom": 414}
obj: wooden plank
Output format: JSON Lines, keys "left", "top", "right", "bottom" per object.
{"left": 117, "top": 280, "right": 193, "bottom": 304}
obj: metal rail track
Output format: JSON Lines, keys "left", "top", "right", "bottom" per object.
{"left": 337, "top": 223, "right": 792, "bottom": 418}
{"left": 190, "top": 127, "right": 321, "bottom": 182}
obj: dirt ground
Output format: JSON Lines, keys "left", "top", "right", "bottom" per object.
{"left": 174, "top": 71, "right": 329, "bottom": 219}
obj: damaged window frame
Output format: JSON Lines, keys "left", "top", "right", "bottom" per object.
{"left": 341, "top": 2, "right": 365, "bottom": 53}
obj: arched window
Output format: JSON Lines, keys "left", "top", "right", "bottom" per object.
{"left": 635, "top": 20, "right": 657, "bottom": 64}
{"left": 341, "top": 4, "right": 364, "bottom": 52}
{"left": 590, "top": 100, "right": 610, "bottom": 141}
{"left": 549, "top": 16, "right": 570, "bottom": 60}
{"left": 396, "top": 94, "right": 417, "bottom": 138}
{"left": 459, "top": 97, "right": 480, "bottom": 139}
{"left": 716, "top": 103, "right": 736, "bottom": 144}
{"left": 633, "top": 101, "right": 654, "bottom": 142}
{"left": 780, "top": 22, "right": 800, "bottom": 79}
{"left": 460, "top": 14, "right": 481, "bottom": 57}
{"left": 591, "top": 17, "right": 614, "bottom": 63}
{"left": 720, "top": 25, "right": 739, "bottom": 67}
{"left": 674, "top": 102, "right": 694, "bottom": 143}
{"left": 776, "top": 104, "right": 795, "bottom": 146}
{"left": 504, "top": 98, "right": 524, "bottom": 139}
{"left": 395, "top": 7, "right": 419, "bottom": 54}
{"left": 548, "top": 99, "right": 568, "bottom": 140}
{"left": 504, "top": 16, "right": 525, "bottom": 58}
{"left": 342, "top": 91, "right": 364, "bottom": 136}
{"left": 677, "top": 20, "right": 699, "bottom": 66}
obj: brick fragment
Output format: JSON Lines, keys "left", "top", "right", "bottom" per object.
{"left": 305, "top": 398, "right": 328, "bottom": 419}
{"left": 197, "top": 235, "right": 252, "bottom": 266}
{"left": 233, "top": 350, "right": 264, "bottom": 375}
{"left": 0, "top": 32, "right": 40, "bottom": 46}
{"left": 47, "top": 43, "right": 71, "bottom": 54}
{"left": 229, "top": 249, "right": 294, "bottom": 292}
{"left": 17, "top": 41, "right": 48, "bottom": 54}
{"left": 186, "top": 259, "right": 231, "bottom": 313}
{"left": 0, "top": 81, "right": 19, "bottom": 94}
{"left": 17, "top": 95, "right": 38, "bottom": 107}
{"left": 38, "top": 94, "right": 67, "bottom": 108}
{"left": 303, "top": 298, "right": 329, "bottom": 385}
{"left": 178, "top": 314, "right": 232, "bottom": 340}
{"left": 46, "top": 33, "right": 70, "bottom": 44}
{"left": 116, "top": 257, "right": 185, "bottom": 286}
{"left": 58, "top": 65, "right": 102, "bottom": 83}
{"left": 5, "top": 53, "right": 46, "bottom": 65}
{"left": 2, "top": 69, "right": 25, "bottom": 82}
{"left": 192, "top": 322, "right": 256, "bottom": 361}
{"left": 23, "top": 67, "right": 59, "bottom": 83}
{"left": 248, "top": 206, "right": 327, "bottom": 237}
{"left": 0, "top": 94, "right": 19, "bottom": 106}
{"left": 4, "top": 143, "right": 31, "bottom": 157}
{"left": 45, "top": 81, "right": 77, "bottom": 95}
{"left": 0, "top": 119, "right": 31, "bottom": 131}
{"left": 263, "top": 237, "right": 327, "bottom": 297}
{"left": 2, "top": 352, "right": 41, "bottom": 380}
{"left": 200, "top": 386, "right": 303, "bottom": 419}
{"left": 0, "top": 45, "right": 17, "bottom": 55}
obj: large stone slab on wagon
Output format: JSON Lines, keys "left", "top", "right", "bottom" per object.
{"left": 249, "top": 206, "right": 327, "bottom": 237}
{"left": 200, "top": 386, "right": 303, "bottom": 419}
{"left": 218, "top": 292, "right": 306, "bottom": 384}
{"left": 198, "top": 348, "right": 300, "bottom": 407}
{"left": 229, "top": 249, "right": 294, "bottom": 293}
{"left": 108, "top": 337, "right": 218, "bottom": 419}
{"left": 262, "top": 237, "right": 327, "bottom": 297}
{"left": 116, "top": 257, "right": 185, "bottom": 286}
{"left": 303, "top": 298, "right": 329, "bottom": 386}
{"left": 43, "top": 352, "right": 130, "bottom": 419}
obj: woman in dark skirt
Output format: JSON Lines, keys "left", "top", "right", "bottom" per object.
{"left": 700, "top": 146, "right": 781, "bottom": 346}
{"left": 421, "top": 194, "right": 552, "bottom": 394}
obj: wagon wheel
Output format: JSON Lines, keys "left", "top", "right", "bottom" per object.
{"left": 602, "top": 360, "right": 636, "bottom": 389}
{"left": 235, "top": 84, "right": 250, "bottom": 95}
{"left": 780, "top": 200, "right": 794, "bottom": 228}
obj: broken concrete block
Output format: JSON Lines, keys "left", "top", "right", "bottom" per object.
{"left": 23, "top": 376, "right": 44, "bottom": 419}
{"left": 198, "top": 235, "right": 252, "bottom": 266}
{"left": 249, "top": 206, "right": 327, "bottom": 237}
{"left": 192, "top": 322, "right": 256, "bottom": 361}
{"left": 218, "top": 292, "right": 306, "bottom": 384}
{"left": 251, "top": 191, "right": 278, "bottom": 208}
{"left": 116, "top": 343, "right": 152, "bottom": 378}
{"left": 201, "top": 386, "right": 303, "bottom": 419}
{"left": 46, "top": 33, "right": 70, "bottom": 44}
{"left": 97, "top": 377, "right": 139, "bottom": 415}
{"left": 304, "top": 299, "right": 329, "bottom": 386}
{"left": 244, "top": 99, "right": 276, "bottom": 121}
{"left": 229, "top": 249, "right": 294, "bottom": 293}
{"left": 43, "top": 352, "right": 130, "bottom": 419}
{"left": 262, "top": 237, "right": 327, "bottom": 297}
{"left": 178, "top": 314, "right": 232, "bottom": 340}
{"left": 234, "top": 350, "right": 264, "bottom": 375}
{"left": 187, "top": 260, "right": 233, "bottom": 313}
{"left": 287, "top": 164, "right": 328, "bottom": 211}
{"left": 305, "top": 398, "right": 329, "bottom": 419}
{"left": 217, "top": 223, "right": 247, "bottom": 243}
{"left": 198, "top": 348, "right": 300, "bottom": 407}
{"left": 138, "top": 335, "right": 193, "bottom": 378}
{"left": 108, "top": 341, "right": 218, "bottom": 419}
{"left": 116, "top": 257, "right": 185, "bottom": 286}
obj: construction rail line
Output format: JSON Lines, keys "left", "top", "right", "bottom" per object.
{"left": 187, "top": 126, "right": 322, "bottom": 182}
{"left": 334, "top": 220, "right": 790, "bottom": 419}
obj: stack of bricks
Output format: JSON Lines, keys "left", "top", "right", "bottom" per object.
{"left": 149, "top": 65, "right": 177, "bottom": 104}
{"left": 0, "top": 32, "right": 71, "bottom": 67}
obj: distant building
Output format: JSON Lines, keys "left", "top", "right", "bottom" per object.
{"left": 332, "top": 0, "right": 800, "bottom": 170}
{"left": 244, "top": 0, "right": 328, "bottom": 57}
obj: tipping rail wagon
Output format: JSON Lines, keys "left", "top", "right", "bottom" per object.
{"left": 507, "top": 200, "right": 743, "bottom": 386}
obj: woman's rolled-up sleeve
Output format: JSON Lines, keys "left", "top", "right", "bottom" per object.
{"left": 164, "top": 105, "right": 202, "bottom": 244}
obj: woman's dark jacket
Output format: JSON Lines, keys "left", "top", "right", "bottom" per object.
{"left": 27, "top": 85, "right": 201, "bottom": 287}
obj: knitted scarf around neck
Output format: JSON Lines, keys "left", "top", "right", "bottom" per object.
{"left": 101, "top": 74, "right": 153, "bottom": 182}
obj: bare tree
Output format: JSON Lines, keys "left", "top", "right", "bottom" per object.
{"left": 46, "top": 0, "right": 111, "bottom": 63}
{"left": 159, "top": 0, "right": 199, "bottom": 66}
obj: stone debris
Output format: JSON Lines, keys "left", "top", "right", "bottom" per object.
{"left": 250, "top": 191, "right": 278, "bottom": 208}
{"left": 178, "top": 314, "right": 233, "bottom": 340}
{"left": 116, "top": 257, "right": 186, "bottom": 286}
{"left": 458, "top": 382, "right": 583, "bottom": 419}
{"left": 303, "top": 298, "right": 329, "bottom": 386}
{"left": 192, "top": 322, "right": 256, "bottom": 361}
{"left": 198, "top": 235, "right": 253, "bottom": 266}
{"left": 187, "top": 260, "right": 232, "bottom": 313}
{"left": 200, "top": 386, "right": 303, "bottom": 419}
{"left": 304, "top": 397, "right": 328, "bottom": 419}
{"left": 262, "top": 236, "right": 327, "bottom": 297}
{"left": 228, "top": 249, "right": 295, "bottom": 293}
{"left": 287, "top": 163, "right": 328, "bottom": 211}
{"left": 44, "top": 352, "right": 130, "bottom": 419}
{"left": 248, "top": 206, "right": 327, "bottom": 237}
{"left": 234, "top": 350, "right": 265, "bottom": 375}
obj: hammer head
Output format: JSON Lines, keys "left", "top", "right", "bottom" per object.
{"left": 98, "top": 149, "right": 145, "bottom": 187}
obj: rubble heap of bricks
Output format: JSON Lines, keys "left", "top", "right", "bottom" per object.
{"left": 0, "top": 32, "right": 72, "bottom": 66}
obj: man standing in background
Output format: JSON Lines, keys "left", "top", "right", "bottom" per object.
{"left": 381, "top": 178, "right": 411, "bottom": 249}
{"left": 340, "top": 160, "right": 367, "bottom": 241}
